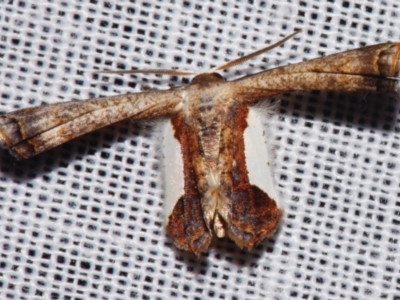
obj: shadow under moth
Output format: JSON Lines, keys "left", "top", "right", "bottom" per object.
{"left": 0, "top": 31, "right": 399, "bottom": 256}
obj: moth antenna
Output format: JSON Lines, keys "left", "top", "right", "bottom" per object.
{"left": 208, "top": 29, "right": 302, "bottom": 73}
{"left": 93, "top": 68, "right": 195, "bottom": 76}
{"left": 94, "top": 31, "right": 301, "bottom": 77}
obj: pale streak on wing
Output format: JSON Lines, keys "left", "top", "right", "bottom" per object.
{"left": 0, "top": 89, "right": 183, "bottom": 159}
{"left": 229, "top": 42, "right": 400, "bottom": 101}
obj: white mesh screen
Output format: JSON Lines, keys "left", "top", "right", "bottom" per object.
{"left": 1, "top": 0, "right": 400, "bottom": 299}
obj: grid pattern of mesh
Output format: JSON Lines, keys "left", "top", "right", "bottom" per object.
{"left": 1, "top": 1, "right": 400, "bottom": 299}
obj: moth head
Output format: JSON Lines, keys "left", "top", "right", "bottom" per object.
{"left": 190, "top": 73, "right": 225, "bottom": 86}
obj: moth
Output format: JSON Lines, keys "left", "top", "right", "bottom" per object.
{"left": 0, "top": 31, "right": 399, "bottom": 256}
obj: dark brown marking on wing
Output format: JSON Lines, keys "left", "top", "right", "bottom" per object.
{"left": 224, "top": 105, "right": 282, "bottom": 250}
{"left": 166, "top": 113, "right": 212, "bottom": 257}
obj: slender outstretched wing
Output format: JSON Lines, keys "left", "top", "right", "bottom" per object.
{"left": 229, "top": 43, "right": 400, "bottom": 101}
{"left": 0, "top": 89, "right": 183, "bottom": 159}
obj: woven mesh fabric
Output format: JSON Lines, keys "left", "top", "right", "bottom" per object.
{"left": 1, "top": 0, "right": 400, "bottom": 299}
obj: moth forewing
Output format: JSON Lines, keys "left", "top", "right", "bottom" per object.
{"left": 232, "top": 42, "right": 400, "bottom": 97}
{"left": 244, "top": 107, "right": 280, "bottom": 208}
{"left": 0, "top": 90, "right": 183, "bottom": 159}
{"left": 162, "top": 120, "right": 185, "bottom": 221}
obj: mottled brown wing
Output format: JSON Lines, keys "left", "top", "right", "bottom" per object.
{"left": 229, "top": 42, "right": 400, "bottom": 101}
{"left": 0, "top": 89, "right": 182, "bottom": 159}
{"left": 165, "top": 113, "right": 213, "bottom": 257}
{"left": 222, "top": 105, "right": 282, "bottom": 250}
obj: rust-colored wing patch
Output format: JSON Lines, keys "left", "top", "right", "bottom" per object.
{"left": 224, "top": 105, "right": 282, "bottom": 250}
{"left": 166, "top": 113, "right": 212, "bottom": 256}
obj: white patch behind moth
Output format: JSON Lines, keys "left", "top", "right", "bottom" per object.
{"left": 162, "top": 120, "right": 185, "bottom": 221}
{"left": 244, "top": 105, "right": 281, "bottom": 209}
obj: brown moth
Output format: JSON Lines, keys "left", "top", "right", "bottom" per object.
{"left": 0, "top": 31, "right": 399, "bottom": 256}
